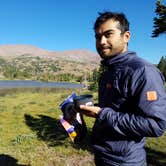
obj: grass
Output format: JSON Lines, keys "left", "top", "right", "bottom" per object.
{"left": 0, "top": 88, "right": 166, "bottom": 166}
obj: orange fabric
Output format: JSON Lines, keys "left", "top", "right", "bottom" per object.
{"left": 106, "top": 83, "right": 112, "bottom": 89}
{"left": 146, "top": 91, "right": 157, "bottom": 101}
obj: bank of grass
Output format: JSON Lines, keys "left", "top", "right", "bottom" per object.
{"left": 0, "top": 88, "right": 165, "bottom": 166}
{"left": 0, "top": 88, "right": 96, "bottom": 166}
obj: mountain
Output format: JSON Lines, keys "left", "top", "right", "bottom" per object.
{"left": 0, "top": 44, "right": 101, "bottom": 82}
{"left": 0, "top": 44, "right": 49, "bottom": 58}
{"left": 0, "top": 44, "right": 100, "bottom": 63}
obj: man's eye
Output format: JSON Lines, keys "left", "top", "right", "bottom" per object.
{"left": 95, "top": 35, "right": 101, "bottom": 40}
{"left": 105, "top": 33, "right": 113, "bottom": 38}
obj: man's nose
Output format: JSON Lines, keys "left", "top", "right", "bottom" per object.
{"left": 100, "top": 36, "right": 107, "bottom": 45}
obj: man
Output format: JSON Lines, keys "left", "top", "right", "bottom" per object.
{"left": 79, "top": 11, "right": 166, "bottom": 166}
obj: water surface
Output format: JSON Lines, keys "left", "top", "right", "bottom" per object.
{"left": 0, "top": 80, "right": 84, "bottom": 89}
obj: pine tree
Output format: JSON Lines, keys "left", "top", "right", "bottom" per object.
{"left": 157, "top": 56, "right": 166, "bottom": 79}
{"left": 152, "top": 0, "right": 166, "bottom": 37}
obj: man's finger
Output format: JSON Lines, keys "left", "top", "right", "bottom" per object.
{"left": 80, "top": 105, "right": 93, "bottom": 110}
{"left": 80, "top": 105, "right": 101, "bottom": 112}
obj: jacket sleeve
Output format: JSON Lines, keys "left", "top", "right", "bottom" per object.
{"left": 97, "top": 66, "right": 166, "bottom": 138}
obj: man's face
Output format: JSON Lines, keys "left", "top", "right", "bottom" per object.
{"left": 95, "top": 19, "right": 130, "bottom": 59}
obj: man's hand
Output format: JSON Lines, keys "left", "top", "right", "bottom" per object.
{"left": 79, "top": 105, "right": 101, "bottom": 118}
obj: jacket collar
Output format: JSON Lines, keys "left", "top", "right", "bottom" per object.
{"left": 101, "top": 51, "right": 136, "bottom": 67}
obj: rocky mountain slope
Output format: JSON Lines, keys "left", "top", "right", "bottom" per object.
{"left": 0, "top": 44, "right": 100, "bottom": 63}
{"left": 0, "top": 44, "right": 100, "bottom": 82}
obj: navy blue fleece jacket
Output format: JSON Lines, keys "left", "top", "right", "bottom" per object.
{"left": 91, "top": 51, "right": 166, "bottom": 165}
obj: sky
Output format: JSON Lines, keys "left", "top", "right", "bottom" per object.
{"left": 0, "top": 0, "right": 165, "bottom": 64}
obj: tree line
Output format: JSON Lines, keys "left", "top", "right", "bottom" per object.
{"left": 157, "top": 56, "right": 166, "bottom": 79}
{"left": 0, "top": 56, "right": 88, "bottom": 83}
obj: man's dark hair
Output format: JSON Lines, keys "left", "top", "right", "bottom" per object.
{"left": 94, "top": 11, "right": 130, "bottom": 34}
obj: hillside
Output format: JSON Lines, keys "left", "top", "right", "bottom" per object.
{"left": 0, "top": 44, "right": 100, "bottom": 82}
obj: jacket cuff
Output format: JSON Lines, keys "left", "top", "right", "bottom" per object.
{"left": 97, "top": 107, "right": 114, "bottom": 122}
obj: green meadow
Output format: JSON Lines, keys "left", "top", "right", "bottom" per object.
{"left": 0, "top": 88, "right": 166, "bottom": 166}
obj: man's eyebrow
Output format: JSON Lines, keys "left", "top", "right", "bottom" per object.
{"left": 96, "top": 29, "right": 115, "bottom": 36}
{"left": 103, "top": 29, "right": 115, "bottom": 34}
{"left": 95, "top": 29, "right": 115, "bottom": 37}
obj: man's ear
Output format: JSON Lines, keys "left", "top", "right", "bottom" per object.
{"left": 124, "top": 31, "right": 130, "bottom": 43}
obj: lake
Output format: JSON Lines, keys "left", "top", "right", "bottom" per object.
{"left": 0, "top": 80, "right": 84, "bottom": 89}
